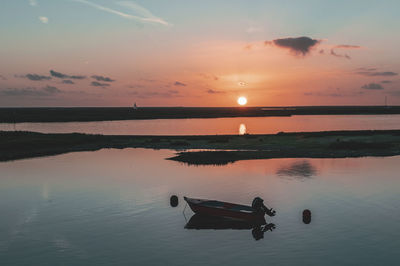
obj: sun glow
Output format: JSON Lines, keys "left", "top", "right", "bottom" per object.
{"left": 237, "top": 97, "right": 247, "bottom": 106}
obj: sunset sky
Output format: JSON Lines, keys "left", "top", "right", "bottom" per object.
{"left": 1, "top": 0, "right": 399, "bottom": 107}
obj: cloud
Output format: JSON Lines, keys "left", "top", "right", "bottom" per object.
{"left": 0, "top": 85, "right": 62, "bottom": 97}
{"left": 39, "top": 16, "right": 48, "bottom": 24}
{"left": 356, "top": 69, "right": 398, "bottom": 77}
{"left": 303, "top": 88, "right": 364, "bottom": 97}
{"left": 132, "top": 91, "right": 181, "bottom": 98}
{"left": 358, "top": 67, "right": 377, "bottom": 71}
{"left": 334, "top": 44, "right": 362, "bottom": 49}
{"left": 361, "top": 83, "right": 384, "bottom": 90}
{"left": 91, "top": 81, "right": 110, "bottom": 87}
{"left": 91, "top": 75, "right": 115, "bottom": 82}
{"left": 118, "top": 1, "right": 171, "bottom": 26}
{"left": 0, "top": 74, "right": 7, "bottom": 80}
{"left": 174, "top": 81, "right": 186, "bottom": 86}
{"left": 50, "top": 70, "right": 86, "bottom": 79}
{"left": 381, "top": 80, "right": 393, "bottom": 84}
{"left": 200, "top": 73, "right": 219, "bottom": 81}
{"left": 207, "top": 89, "right": 226, "bottom": 94}
{"left": 303, "top": 91, "right": 342, "bottom": 97}
{"left": 265, "top": 36, "right": 321, "bottom": 56}
{"left": 72, "top": 0, "right": 170, "bottom": 26}
{"left": 330, "top": 49, "right": 351, "bottom": 59}
{"left": 29, "top": 0, "right": 37, "bottom": 6}
{"left": 23, "top": 74, "right": 52, "bottom": 81}
{"left": 62, "top": 80, "right": 74, "bottom": 84}
{"left": 128, "top": 84, "right": 146, "bottom": 89}
{"left": 387, "top": 91, "right": 400, "bottom": 97}
{"left": 43, "top": 85, "right": 62, "bottom": 93}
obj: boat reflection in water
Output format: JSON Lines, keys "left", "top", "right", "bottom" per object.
{"left": 185, "top": 214, "right": 276, "bottom": 241}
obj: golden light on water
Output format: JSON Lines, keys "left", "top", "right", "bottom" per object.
{"left": 237, "top": 97, "right": 247, "bottom": 106}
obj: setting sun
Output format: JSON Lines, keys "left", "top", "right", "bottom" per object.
{"left": 237, "top": 97, "right": 247, "bottom": 106}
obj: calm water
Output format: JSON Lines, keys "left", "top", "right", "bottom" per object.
{"left": 1, "top": 115, "right": 400, "bottom": 135}
{"left": 1, "top": 148, "right": 399, "bottom": 265}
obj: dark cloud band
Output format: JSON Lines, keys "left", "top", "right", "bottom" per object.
{"left": 91, "top": 81, "right": 110, "bottom": 87}
{"left": 174, "top": 81, "right": 186, "bottom": 86}
{"left": 91, "top": 75, "right": 115, "bottom": 82}
{"left": 0, "top": 85, "right": 62, "bottom": 96}
{"left": 361, "top": 83, "right": 384, "bottom": 90}
{"left": 50, "top": 70, "right": 86, "bottom": 79}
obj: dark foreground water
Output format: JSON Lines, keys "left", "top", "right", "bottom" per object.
{"left": 1, "top": 115, "right": 400, "bottom": 135}
{"left": 0, "top": 148, "right": 399, "bottom": 265}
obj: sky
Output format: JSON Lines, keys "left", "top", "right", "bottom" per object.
{"left": 0, "top": 0, "right": 399, "bottom": 107}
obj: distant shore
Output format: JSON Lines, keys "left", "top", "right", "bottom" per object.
{"left": 1, "top": 106, "right": 400, "bottom": 123}
{"left": 1, "top": 130, "right": 400, "bottom": 165}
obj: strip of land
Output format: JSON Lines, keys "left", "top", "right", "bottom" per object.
{"left": 1, "top": 106, "right": 400, "bottom": 123}
{"left": 1, "top": 130, "right": 400, "bottom": 165}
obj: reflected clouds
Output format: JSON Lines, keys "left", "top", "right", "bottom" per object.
{"left": 276, "top": 160, "right": 317, "bottom": 179}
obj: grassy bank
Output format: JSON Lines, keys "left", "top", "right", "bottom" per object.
{"left": 1, "top": 130, "right": 400, "bottom": 164}
{"left": 1, "top": 106, "right": 400, "bottom": 123}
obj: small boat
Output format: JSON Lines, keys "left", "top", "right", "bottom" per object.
{"left": 184, "top": 196, "right": 275, "bottom": 222}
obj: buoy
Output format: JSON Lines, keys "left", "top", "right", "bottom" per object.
{"left": 170, "top": 195, "right": 178, "bottom": 207}
{"left": 303, "top": 209, "right": 311, "bottom": 224}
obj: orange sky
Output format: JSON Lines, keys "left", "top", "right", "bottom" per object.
{"left": 0, "top": 1, "right": 399, "bottom": 106}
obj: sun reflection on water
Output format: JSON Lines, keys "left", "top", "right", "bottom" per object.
{"left": 239, "top": 123, "right": 247, "bottom": 135}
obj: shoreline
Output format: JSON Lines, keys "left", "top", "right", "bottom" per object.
{"left": 1, "top": 130, "right": 400, "bottom": 165}
{"left": 1, "top": 106, "right": 400, "bottom": 123}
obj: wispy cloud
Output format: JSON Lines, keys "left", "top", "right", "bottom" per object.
{"left": 73, "top": 0, "right": 170, "bottom": 26}
{"left": 330, "top": 49, "right": 351, "bottom": 60}
{"left": 207, "top": 89, "right": 226, "bottom": 94}
{"left": 129, "top": 90, "right": 181, "bottom": 98}
{"left": 39, "top": 16, "right": 48, "bottom": 24}
{"left": 117, "top": 1, "right": 170, "bottom": 26}
{"left": 199, "top": 73, "right": 219, "bottom": 81}
{"left": 62, "top": 80, "right": 74, "bottom": 84}
{"left": 29, "top": 0, "right": 37, "bottom": 6}
{"left": 328, "top": 44, "right": 361, "bottom": 60}
{"left": 174, "top": 81, "right": 186, "bottom": 86}
{"left": 15, "top": 73, "right": 52, "bottom": 81}
{"left": 361, "top": 83, "right": 384, "bottom": 90}
{"left": 91, "top": 75, "right": 115, "bottom": 82}
{"left": 91, "top": 81, "right": 110, "bottom": 87}
{"left": 356, "top": 69, "right": 398, "bottom": 77}
{"left": 334, "top": 44, "right": 362, "bottom": 49}
{"left": 50, "top": 70, "right": 86, "bottom": 79}
{"left": 0, "top": 85, "right": 62, "bottom": 97}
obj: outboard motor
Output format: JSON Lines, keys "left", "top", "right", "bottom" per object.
{"left": 252, "top": 197, "right": 276, "bottom": 217}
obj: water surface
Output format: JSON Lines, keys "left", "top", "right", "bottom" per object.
{"left": 0, "top": 149, "right": 399, "bottom": 265}
{"left": 1, "top": 115, "right": 400, "bottom": 135}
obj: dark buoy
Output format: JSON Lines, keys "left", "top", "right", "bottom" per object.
{"left": 170, "top": 195, "right": 179, "bottom": 207}
{"left": 302, "top": 209, "right": 311, "bottom": 224}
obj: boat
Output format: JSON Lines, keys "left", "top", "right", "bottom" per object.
{"left": 183, "top": 196, "right": 275, "bottom": 222}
